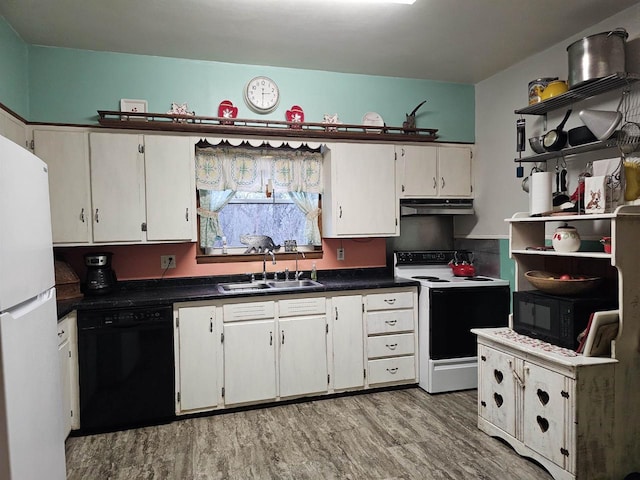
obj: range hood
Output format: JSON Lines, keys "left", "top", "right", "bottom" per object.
{"left": 400, "top": 198, "right": 474, "bottom": 216}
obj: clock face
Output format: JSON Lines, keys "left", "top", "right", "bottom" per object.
{"left": 244, "top": 76, "right": 280, "bottom": 113}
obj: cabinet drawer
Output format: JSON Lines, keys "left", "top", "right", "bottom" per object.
{"left": 366, "top": 310, "right": 414, "bottom": 335}
{"left": 279, "top": 297, "right": 326, "bottom": 317}
{"left": 223, "top": 301, "right": 275, "bottom": 322}
{"left": 367, "top": 333, "right": 414, "bottom": 359}
{"left": 366, "top": 291, "right": 413, "bottom": 311}
{"left": 368, "top": 356, "right": 416, "bottom": 385}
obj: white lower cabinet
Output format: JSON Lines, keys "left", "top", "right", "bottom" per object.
{"left": 173, "top": 287, "right": 417, "bottom": 414}
{"left": 331, "top": 295, "right": 365, "bottom": 391}
{"left": 57, "top": 311, "right": 79, "bottom": 435}
{"left": 476, "top": 334, "right": 617, "bottom": 480}
{"left": 223, "top": 300, "right": 277, "bottom": 406}
{"left": 174, "top": 304, "right": 222, "bottom": 413}
{"left": 365, "top": 290, "right": 418, "bottom": 387}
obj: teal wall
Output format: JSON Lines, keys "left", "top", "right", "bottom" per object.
{"left": 0, "top": 16, "right": 28, "bottom": 117}
{"left": 27, "top": 46, "right": 474, "bottom": 142}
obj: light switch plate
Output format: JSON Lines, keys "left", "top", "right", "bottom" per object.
{"left": 337, "top": 248, "right": 345, "bottom": 261}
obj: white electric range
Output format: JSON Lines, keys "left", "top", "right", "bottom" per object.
{"left": 394, "top": 250, "right": 510, "bottom": 393}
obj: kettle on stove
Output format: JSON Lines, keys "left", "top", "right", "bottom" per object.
{"left": 84, "top": 252, "right": 117, "bottom": 295}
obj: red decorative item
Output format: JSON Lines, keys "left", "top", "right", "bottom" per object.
{"left": 286, "top": 105, "right": 304, "bottom": 128}
{"left": 218, "top": 100, "right": 238, "bottom": 124}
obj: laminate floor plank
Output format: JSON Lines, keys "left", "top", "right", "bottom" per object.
{"left": 65, "top": 388, "right": 553, "bottom": 480}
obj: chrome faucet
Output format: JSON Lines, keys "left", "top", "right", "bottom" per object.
{"left": 263, "top": 250, "right": 276, "bottom": 280}
{"left": 295, "top": 251, "right": 306, "bottom": 280}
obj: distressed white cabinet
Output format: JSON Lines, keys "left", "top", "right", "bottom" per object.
{"left": 33, "top": 129, "right": 92, "bottom": 244}
{"left": 322, "top": 142, "right": 399, "bottom": 237}
{"left": 364, "top": 289, "right": 418, "bottom": 386}
{"left": 223, "top": 301, "right": 277, "bottom": 406}
{"left": 396, "top": 145, "right": 472, "bottom": 198}
{"left": 476, "top": 335, "right": 616, "bottom": 480}
{"left": 475, "top": 205, "right": 640, "bottom": 479}
{"left": 57, "top": 311, "right": 79, "bottom": 436}
{"left": 331, "top": 295, "right": 365, "bottom": 391}
{"left": 174, "top": 304, "right": 222, "bottom": 413}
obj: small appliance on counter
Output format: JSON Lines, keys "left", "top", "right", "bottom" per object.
{"left": 84, "top": 252, "right": 117, "bottom": 295}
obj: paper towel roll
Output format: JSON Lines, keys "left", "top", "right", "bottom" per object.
{"left": 529, "top": 171, "right": 553, "bottom": 215}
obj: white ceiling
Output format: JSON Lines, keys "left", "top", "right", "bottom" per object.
{"left": 1, "top": 0, "right": 638, "bottom": 84}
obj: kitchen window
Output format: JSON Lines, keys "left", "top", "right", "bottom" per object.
{"left": 195, "top": 141, "right": 323, "bottom": 260}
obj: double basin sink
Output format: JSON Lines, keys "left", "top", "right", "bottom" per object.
{"left": 217, "top": 279, "right": 323, "bottom": 294}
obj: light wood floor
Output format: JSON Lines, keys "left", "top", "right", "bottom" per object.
{"left": 65, "top": 387, "right": 553, "bottom": 479}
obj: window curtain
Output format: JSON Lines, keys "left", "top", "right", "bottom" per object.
{"left": 197, "top": 189, "right": 236, "bottom": 249}
{"left": 195, "top": 144, "right": 323, "bottom": 248}
{"left": 288, "top": 192, "right": 321, "bottom": 245}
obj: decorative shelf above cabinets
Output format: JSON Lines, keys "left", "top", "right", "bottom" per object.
{"left": 97, "top": 110, "right": 439, "bottom": 143}
{"left": 514, "top": 72, "right": 640, "bottom": 116}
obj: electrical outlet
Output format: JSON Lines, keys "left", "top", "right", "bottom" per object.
{"left": 337, "top": 248, "right": 345, "bottom": 261}
{"left": 160, "top": 255, "right": 176, "bottom": 269}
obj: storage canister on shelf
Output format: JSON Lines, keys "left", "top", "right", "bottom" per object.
{"left": 529, "top": 77, "right": 558, "bottom": 105}
{"left": 552, "top": 223, "right": 581, "bottom": 252}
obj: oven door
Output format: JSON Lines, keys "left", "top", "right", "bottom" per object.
{"left": 429, "top": 285, "right": 510, "bottom": 360}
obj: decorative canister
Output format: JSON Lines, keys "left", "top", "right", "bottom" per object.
{"left": 552, "top": 223, "right": 581, "bottom": 252}
{"left": 528, "top": 77, "right": 558, "bottom": 105}
{"left": 600, "top": 236, "right": 612, "bottom": 254}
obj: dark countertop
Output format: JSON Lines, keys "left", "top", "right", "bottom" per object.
{"left": 57, "top": 268, "right": 419, "bottom": 319}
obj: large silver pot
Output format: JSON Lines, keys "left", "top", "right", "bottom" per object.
{"left": 567, "top": 28, "right": 628, "bottom": 89}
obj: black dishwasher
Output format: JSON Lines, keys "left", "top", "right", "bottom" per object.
{"left": 77, "top": 305, "right": 175, "bottom": 433}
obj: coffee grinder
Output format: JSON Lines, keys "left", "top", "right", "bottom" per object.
{"left": 84, "top": 252, "right": 117, "bottom": 295}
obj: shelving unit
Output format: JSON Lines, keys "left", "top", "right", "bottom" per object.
{"left": 513, "top": 72, "right": 640, "bottom": 163}
{"left": 475, "top": 205, "right": 640, "bottom": 479}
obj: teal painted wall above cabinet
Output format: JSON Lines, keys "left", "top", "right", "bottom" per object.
{"left": 26, "top": 46, "right": 475, "bottom": 142}
{"left": 0, "top": 16, "right": 29, "bottom": 117}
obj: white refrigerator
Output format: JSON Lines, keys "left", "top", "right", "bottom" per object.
{"left": 0, "top": 135, "right": 67, "bottom": 479}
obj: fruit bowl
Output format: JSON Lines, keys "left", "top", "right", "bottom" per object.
{"left": 524, "top": 271, "right": 603, "bottom": 296}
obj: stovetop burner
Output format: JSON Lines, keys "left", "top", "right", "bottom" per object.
{"left": 412, "top": 275, "right": 450, "bottom": 282}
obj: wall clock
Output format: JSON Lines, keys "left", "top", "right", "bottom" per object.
{"left": 244, "top": 76, "right": 280, "bottom": 114}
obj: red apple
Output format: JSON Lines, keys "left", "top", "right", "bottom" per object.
{"left": 559, "top": 274, "right": 572, "bottom": 280}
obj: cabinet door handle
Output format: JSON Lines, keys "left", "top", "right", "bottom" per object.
{"left": 209, "top": 319, "right": 213, "bottom": 333}
{"left": 94, "top": 208, "right": 99, "bottom": 223}
{"left": 385, "top": 343, "right": 398, "bottom": 350}
{"left": 335, "top": 306, "right": 338, "bottom": 320}
{"left": 384, "top": 298, "right": 396, "bottom": 305}
{"left": 185, "top": 208, "right": 189, "bottom": 221}
{"left": 80, "top": 208, "right": 85, "bottom": 223}
{"left": 269, "top": 331, "right": 273, "bottom": 346}
{"left": 138, "top": 144, "right": 144, "bottom": 154}
{"left": 281, "top": 330, "right": 285, "bottom": 345}
{"left": 57, "top": 330, "right": 65, "bottom": 337}
{"left": 441, "top": 177, "right": 445, "bottom": 189}
{"left": 386, "top": 367, "right": 398, "bottom": 374}
{"left": 339, "top": 206, "right": 342, "bottom": 218}
{"left": 385, "top": 319, "right": 397, "bottom": 326}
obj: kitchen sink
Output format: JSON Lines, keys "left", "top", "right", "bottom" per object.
{"left": 217, "top": 282, "right": 272, "bottom": 293}
{"left": 266, "top": 279, "right": 323, "bottom": 289}
{"left": 216, "top": 279, "right": 323, "bottom": 294}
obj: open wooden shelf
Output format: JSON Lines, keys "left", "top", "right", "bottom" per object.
{"left": 97, "top": 110, "right": 440, "bottom": 143}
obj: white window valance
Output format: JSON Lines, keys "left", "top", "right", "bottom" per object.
{"left": 195, "top": 144, "right": 323, "bottom": 194}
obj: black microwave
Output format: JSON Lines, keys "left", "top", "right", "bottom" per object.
{"left": 512, "top": 290, "right": 616, "bottom": 350}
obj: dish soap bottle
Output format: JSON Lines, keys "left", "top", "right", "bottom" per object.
{"left": 221, "top": 236, "right": 228, "bottom": 255}
{"left": 311, "top": 263, "right": 317, "bottom": 281}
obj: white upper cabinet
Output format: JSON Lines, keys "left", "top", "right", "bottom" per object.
{"left": 90, "top": 133, "right": 146, "bottom": 243}
{"left": 322, "top": 143, "right": 399, "bottom": 237}
{"left": 34, "top": 129, "right": 92, "bottom": 244}
{"left": 144, "top": 135, "right": 195, "bottom": 241}
{"left": 396, "top": 145, "right": 472, "bottom": 198}
{"left": 0, "top": 109, "right": 27, "bottom": 149}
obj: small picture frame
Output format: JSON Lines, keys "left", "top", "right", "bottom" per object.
{"left": 120, "top": 99, "right": 148, "bottom": 120}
